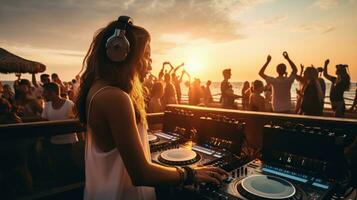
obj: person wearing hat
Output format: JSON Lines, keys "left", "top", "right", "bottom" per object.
{"left": 220, "top": 68, "right": 241, "bottom": 109}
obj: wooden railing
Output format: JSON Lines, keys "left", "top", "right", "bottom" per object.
{"left": 0, "top": 113, "right": 164, "bottom": 200}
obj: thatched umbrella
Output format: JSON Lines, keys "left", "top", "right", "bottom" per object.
{"left": 0, "top": 47, "right": 46, "bottom": 74}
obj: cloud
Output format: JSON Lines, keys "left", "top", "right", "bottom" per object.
{"left": 311, "top": 0, "right": 339, "bottom": 10}
{"left": 0, "top": 0, "right": 278, "bottom": 56}
{"left": 294, "top": 22, "right": 335, "bottom": 34}
{"left": 243, "top": 15, "right": 288, "bottom": 32}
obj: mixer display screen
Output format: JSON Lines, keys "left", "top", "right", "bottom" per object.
{"left": 262, "top": 167, "right": 309, "bottom": 183}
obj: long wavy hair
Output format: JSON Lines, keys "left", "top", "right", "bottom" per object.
{"left": 336, "top": 65, "right": 351, "bottom": 91}
{"left": 75, "top": 19, "right": 150, "bottom": 125}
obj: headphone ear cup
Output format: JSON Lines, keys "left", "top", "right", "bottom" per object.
{"left": 106, "top": 35, "right": 130, "bottom": 62}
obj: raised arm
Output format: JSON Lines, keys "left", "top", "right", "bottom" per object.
{"left": 295, "top": 64, "right": 304, "bottom": 83}
{"left": 173, "top": 63, "right": 184, "bottom": 75}
{"left": 178, "top": 70, "right": 185, "bottom": 82}
{"left": 259, "top": 55, "right": 271, "bottom": 79}
{"left": 158, "top": 63, "right": 166, "bottom": 80}
{"left": 184, "top": 70, "right": 191, "bottom": 83}
{"left": 167, "top": 62, "right": 175, "bottom": 74}
{"left": 282, "top": 51, "right": 297, "bottom": 77}
{"left": 299, "top": 64, "right": 304, "bottom": 77}
{"left": 98, "top": 89, "right": 227, "bottom": 186}
{"left": 323, "top": 59, "right": 335, "bottom": 82}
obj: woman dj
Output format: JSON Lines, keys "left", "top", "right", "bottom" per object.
{"left": 75, "top": 16, "right": 228, "bottom": 200}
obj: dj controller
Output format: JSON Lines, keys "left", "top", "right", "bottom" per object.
{"left": 149, "top": 109, "right": 356, "bottom": 200}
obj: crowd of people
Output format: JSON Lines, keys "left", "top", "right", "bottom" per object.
{"left": 219, "top": 52, "right": 352, "bottom": 118}
{"left": 0, "top": 73, "right": 82, "bottom": 196}
{"left": 0, "top": 53, "right": 355, "bottom": 125}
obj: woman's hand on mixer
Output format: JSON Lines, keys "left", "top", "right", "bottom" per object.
{"left": 194, "top": 166, "right": 229, "bottom": 185}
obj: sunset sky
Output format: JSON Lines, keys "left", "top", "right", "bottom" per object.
{"left": 1, "top": 0, "right": 356, "bottom": 82}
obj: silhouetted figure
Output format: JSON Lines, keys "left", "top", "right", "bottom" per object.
{"left": 170, "top": 62, "right": 185, "bottom": 103}
{"left": 248, "top": 80, "right": 265, "bottom": 112}
{"left": 162, "top": 73, "right": 178, "bottom": 106}
{"left": 317, "top": 67, "right": 326, "bottom": 102}
{"left": 323, "top": 59, "right": 351, "bottom": 117}
{"left": 220, "top": 69, "right": 241, "bottom": 109}
{"left": 258, "top": 52, "right": 297, "bottom": 113}
{"left": 148, "top": 82, "right": 164, "bottom": 113}
{"left": 294, "top": 64, "right": 305, "bottom": 114}
{"left": 300, "top": 67, "right": 324, "bottom": 116}
{"left": 263, "top": 84, "right": 273, "bottom": 112}
{"left": 188, "top": 78, "right": 202, "bottom": 105}
{"left": 241, "top": 81, "right": 250, "bottom": 110}
{"left": 203, "top": 80, "right": 213, "bottom": 105}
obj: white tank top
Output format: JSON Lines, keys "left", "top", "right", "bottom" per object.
{"left": 84, "top": 86, "right": 156, "bottom": 200}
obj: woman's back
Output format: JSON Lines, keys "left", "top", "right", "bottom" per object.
{"left": 301, "top": 81, "right": 323, "bottom": 116}
{"left": 84, "top": 86, "right": 155, "bottom": 200}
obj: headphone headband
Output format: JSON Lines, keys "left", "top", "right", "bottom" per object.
{"left": 117, "top": 16, "right": 133, "bottom": 30}
{"left": 105, "top": 16, "right": 133, "bottom": 62}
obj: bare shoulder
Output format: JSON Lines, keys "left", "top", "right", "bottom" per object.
{"left": 93, "top": 87, "right": 132, "bottom": 111}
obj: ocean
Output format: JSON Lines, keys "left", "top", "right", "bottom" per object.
{"left": 2, "top": 80, "right": 356, "bottom": 108}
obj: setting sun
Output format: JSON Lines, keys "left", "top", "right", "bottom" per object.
{"left": 185, "top": 59, "right": 203, "bottom": 77}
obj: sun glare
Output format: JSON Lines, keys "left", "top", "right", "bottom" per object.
{"left": 185, "top": 59, "right": 203, "bottom": 77}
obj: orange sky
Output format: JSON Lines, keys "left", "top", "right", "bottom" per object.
{"left": 1, "top": 0, "right": 356, "bottom": 82}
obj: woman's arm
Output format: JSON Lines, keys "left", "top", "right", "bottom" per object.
{"left": 97, "top": 89, "right": 227, "bottom": 186}
{"left": 167, "top": 62, "right": 175, "bottom": 74}
{"left": 173, "top": 63, "right": 184, "bottom": 75}
{"left": 323, "top": 59, "right": 335, "bottom": 82}
{"left": 259, "top": 55, "right": 271, "bottom": 79}
{"left": 283, "top": 52, "right": 297, "bottom": 77}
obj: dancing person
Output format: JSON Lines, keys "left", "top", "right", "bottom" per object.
{"left": 258, "top": 52, "right": 297, "bottom": 113}
{"left": 241, "top": 81, "right": 250, "bottom": 110}
{"left": 294, "top": 64, "right": 305, "bottom": 114}
{"left": 220, "top": 68, "right": 241, "bottom": 109}
{"left": 188, "top": 78, "right": 203, "bottom": 105}
{"left": 300, "top": 67, "right": 324, "bottom": 116}
{"left": 263, "top": 84, "right": 273, "bottom": 112}
{"left": 75, "top": 16, "right": 227, "bottom": 200}
{"left": 323, "top": 59, "right": 351, "bottom": 117}
{"left": 170, "top": 62, "right": 185, "bottom": 103}
{"left": 248, "top": 80, "right": 265, "bottom": 112}
{"left": 148, "top": 82, "right": 164, "bottom": 113}
{"left": 203, "top": 80, "right": 213, "bottom": 105}
{"left": 162, "top": 73, "right": 178, "bottom": 106}
{"left": 317, "top": 67, "right": 326, "bottom": 103}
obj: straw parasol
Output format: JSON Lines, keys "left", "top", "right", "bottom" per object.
{"left": 0, "top": 47, "right": 46, "bottom": 74}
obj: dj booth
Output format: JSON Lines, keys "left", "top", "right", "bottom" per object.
{"left": 150, "top": 105, "right": 357, "bottom": 200}
{"left": 1, "top": 104, "right": 357, "bottom": 199}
